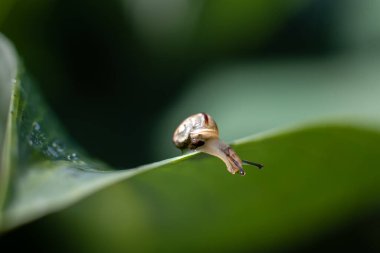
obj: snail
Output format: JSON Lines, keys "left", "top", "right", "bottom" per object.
{"left": 173, "top": 113, "right": 263, "bottom": 176}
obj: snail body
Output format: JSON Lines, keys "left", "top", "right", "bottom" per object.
{"left": 173, "top": 113, "right": 263, "bottom": 176}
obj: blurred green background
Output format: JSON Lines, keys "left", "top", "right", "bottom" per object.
{"left": 1, "top": 0, "right": 380, "bottom": 252}
{"left": 3, "top": 0, "right": 378, "bottom": 167}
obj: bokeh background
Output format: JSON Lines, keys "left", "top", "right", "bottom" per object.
{"left": 1, "top": 0, "right": 380, "bottom": 252}
{"left": 2, "top": 0, "right": 380, "bottom": 168}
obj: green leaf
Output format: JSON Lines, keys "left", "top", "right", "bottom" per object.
{"left": 0, "top": 33, "right": 191, "bottom": 231}
{"left": 1, "top": 33, "right": 380, "bottom": 253}
{"left": 0, "top": 33, "right": 17, "bottom": 226}
{"left": 13, "top": 124, "right": 380, "bottom": 253}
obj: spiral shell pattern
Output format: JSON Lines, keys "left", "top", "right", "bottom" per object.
{"left": 173, "top": 113, "right": 219, "bottom": 150}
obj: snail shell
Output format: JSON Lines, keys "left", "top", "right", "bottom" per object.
{"left": 173, "top": 113, "right": 263, "bottom": 176}
{"left": 173, "top": 113, "right": 218, "bottom": 150}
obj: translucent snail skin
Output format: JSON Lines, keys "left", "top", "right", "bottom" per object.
{"left": 173, "top": 113, "right": 263, "bottom": 176}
